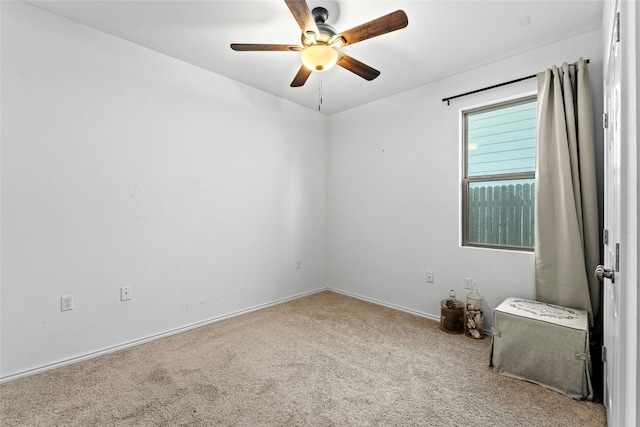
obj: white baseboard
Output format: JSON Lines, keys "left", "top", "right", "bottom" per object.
{"left": 328, "top": 288, "right": 493, "bottom": 338}
{"left": 327, "top": 288, "right": 492, "bottom": 337}
{"left": 3, "top": 286, "right": 494, "bottom": 383}
{"left": 0, "top": 287, "right": 327, "bottom": 384}
{"left": 327, "top": 287, "right": 441, "bottom": 323}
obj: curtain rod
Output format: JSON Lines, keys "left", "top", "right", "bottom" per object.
{"left": 442, "top": 59, "right": 590, "bottom": 105}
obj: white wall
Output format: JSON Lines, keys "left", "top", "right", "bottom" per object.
{"left": 0, "top": 2, "right": 328, "bottom": 380}
{"left": 327, "top": 29, "right": 604, "bottom": 331}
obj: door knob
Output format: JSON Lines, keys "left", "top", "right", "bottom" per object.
{"left": 595, "top": 265, "right": 615, "bottom": 283}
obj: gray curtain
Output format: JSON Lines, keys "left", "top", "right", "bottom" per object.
{"left": 535, "top": 58, "right": 600, "bottom": 324}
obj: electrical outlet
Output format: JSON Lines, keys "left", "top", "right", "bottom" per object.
{"left": 426, "top": 271, "right": 434, "bottom": 283}
{"left": 60, "top": 295, "right": 74, "bottom": 311}
{"left": 296, "top": 259, "right": 301, "bottom": 270}
{"left": 120, "top": 286, "right": 132, "bottom": 301}
{"left": 464, "top": 277, "right": 473, "bottom": 290}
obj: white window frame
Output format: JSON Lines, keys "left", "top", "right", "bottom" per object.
{"left": 461, "top": 94, "right": 537, "bottom": 251}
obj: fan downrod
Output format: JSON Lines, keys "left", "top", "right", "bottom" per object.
{"left": 310, "top": 6, "right": 337, "bottom": 42}
{"left": 312, "top": 7, "right": 329, "bottom": 24}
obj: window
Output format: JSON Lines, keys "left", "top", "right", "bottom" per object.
{"left": 462, "top": 96, "right": 537, "bottom": 250}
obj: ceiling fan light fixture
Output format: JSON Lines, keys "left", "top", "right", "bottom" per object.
{"left": 301, "top": 44, "right": 338, "bottom": 72}
{"left": 231, "top": 2, "right": 408, "bottom": 87}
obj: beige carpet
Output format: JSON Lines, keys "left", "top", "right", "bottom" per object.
{"left": 1, "top": 291, "right": 606, "bottom": 426}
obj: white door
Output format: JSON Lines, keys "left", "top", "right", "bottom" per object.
{"left": 601, "top": 4, "right": 625, "bottom": 426}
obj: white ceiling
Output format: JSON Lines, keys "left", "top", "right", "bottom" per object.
{"left": 26, "top": 0, "right": 604, "bottom": 115}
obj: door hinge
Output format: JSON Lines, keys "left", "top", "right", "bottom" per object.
{"left": 603, "top": 229, "right": 609, "bottom": 245}
{"left": 603, "top": 113, "right": 608, "bottom": 129}
{"left": 602, "top": 346, "right": 607, "bottom": 362}
{"left": 616, "top": 243, "right": 620, "bottom": 272}
{"left": 615, "top": 12, "right": 621, "bottom": 43}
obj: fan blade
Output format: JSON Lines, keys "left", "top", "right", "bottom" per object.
{"left": 230, "top": 43, "right": 301, "bottom": 52}
{"left": 291, "top": 65, "right": 312, "bottom": 87}
{"left": 284, "top": 0, "right": 318, "bottom": 36}
{"left": 334, "top": 10, "right": 408, "bottom": 47}
{"left": 336, "top": 53, "right": 380, "bottom": 81}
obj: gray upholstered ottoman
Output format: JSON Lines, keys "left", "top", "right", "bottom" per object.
{"left": 489, "top": 297, "right": 593, "bottom": 400}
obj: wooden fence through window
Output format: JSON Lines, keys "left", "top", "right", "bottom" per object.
{"left": 468, "top": 183, "right": 535, "bottom": 248}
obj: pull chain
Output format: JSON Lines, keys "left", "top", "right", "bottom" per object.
{"left": 318, "top": 79, "right": 323, "bottom": 112}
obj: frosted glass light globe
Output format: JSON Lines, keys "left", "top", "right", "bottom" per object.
{"left": 301, "top": 45, "right": 338, "bottom": 72}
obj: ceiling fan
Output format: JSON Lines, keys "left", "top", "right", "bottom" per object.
{"left": 230, "top": 1, "right": 408, "bottom": 87}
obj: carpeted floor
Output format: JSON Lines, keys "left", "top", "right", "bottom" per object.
{"left": 0, "top": 291, "right": 606, "bottom": 426}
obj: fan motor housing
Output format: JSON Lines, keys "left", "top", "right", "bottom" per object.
{"left": 302, "top": 7, "right": 337, "bottom": 45}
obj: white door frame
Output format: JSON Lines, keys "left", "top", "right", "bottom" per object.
{"left": 602, "top": 1, "right": 639, "bottom": 425}
{"left": 619, "top": 1, "right": 639, "bottom": 425}
{"left": 602, "top": 3, "right": 623, "bottom": 425}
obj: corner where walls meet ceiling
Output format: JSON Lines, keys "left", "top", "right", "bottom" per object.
{"left": 26, "top": 0, "right": 603, "bottom": 115}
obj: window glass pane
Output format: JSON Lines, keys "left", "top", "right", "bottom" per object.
{"left": 466, "top": 179, "right": 535, "bottom": 248}
{"left": 467, "top": 101, "right": 537, "bottom": 176}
